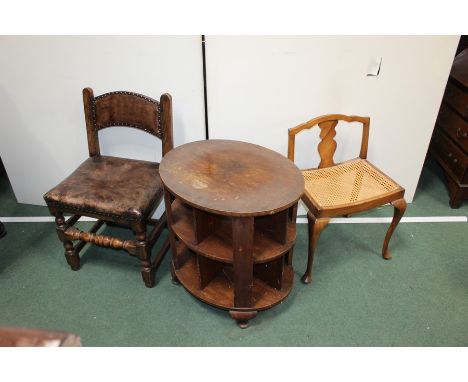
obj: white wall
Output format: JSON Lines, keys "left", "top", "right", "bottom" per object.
{"left": 0, "top": 35, "right": 460, "bottom": 212}
{"left": 0, "top": 36, "right": 205, "bottom": 208}
{"left": 205, "top": 36, "right": 459, "bottom": 204}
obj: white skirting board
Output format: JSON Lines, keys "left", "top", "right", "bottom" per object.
{"left": 1, "top": 216, "right": 467, "bottom": 224}
{"left": 296, "top": 216, "right": 467, "bottom": 224}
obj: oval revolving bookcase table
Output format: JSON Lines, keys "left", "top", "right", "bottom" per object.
{"left": 159, "top": 140, "right": 304, "bottom": 328}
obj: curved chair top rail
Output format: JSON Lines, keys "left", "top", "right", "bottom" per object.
{"left": 288, "top": 114, "right": 370, "bottom": 168}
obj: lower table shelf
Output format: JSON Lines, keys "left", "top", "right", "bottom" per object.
{"left": 174, "top": 251, "right": 294, "bottom": 312}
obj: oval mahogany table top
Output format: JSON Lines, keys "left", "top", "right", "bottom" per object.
{"left": 159, "top": 139, "right": 304, "bottom": 216}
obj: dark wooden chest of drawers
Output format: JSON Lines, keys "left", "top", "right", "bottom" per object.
{"left": 430, "top": 49, "right": 468, "bottom": 208}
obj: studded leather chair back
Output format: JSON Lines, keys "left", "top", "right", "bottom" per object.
{"left": 82, "top": 88, "right": 173, "bottom": 158}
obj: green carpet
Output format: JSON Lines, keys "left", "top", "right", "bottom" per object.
{"left": 0, "top": 160, "right": 467, "bottom": 346}
{"left": 0, "top": 221, "right": 466, "bottom": 346}
{"left": 0, "top": 174, "right": 49, "bottom": 217}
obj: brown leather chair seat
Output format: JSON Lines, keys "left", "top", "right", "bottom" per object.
{"left": 44, "top": 155, "right": 163, "bottom": 223}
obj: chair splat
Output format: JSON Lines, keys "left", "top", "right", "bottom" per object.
{"left": 318, "top": 120, "right": 338, "bottom": 168}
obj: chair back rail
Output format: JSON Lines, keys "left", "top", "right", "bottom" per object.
{"left": 83, "top": 88, "right": 173, "bottom": 157}
{"left": 288, "top": 114, "right": 370, "bottom": 168}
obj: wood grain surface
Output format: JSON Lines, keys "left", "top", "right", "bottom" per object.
{"left": 159, "top": 140, "right": 304, "bottom": 216}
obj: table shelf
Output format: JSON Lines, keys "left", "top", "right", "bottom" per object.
{"left": 171, "top": 199, "right": 296, "bottom": 264}
{"left": 174, "top": 249, "right": 294, "bottom": 311}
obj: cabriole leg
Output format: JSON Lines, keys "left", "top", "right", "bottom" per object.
{"left": 381, "top": 198, "right": 407, "bottom": 260}
{"left": 301, "top": 212, "right": 329, "bottom": 284}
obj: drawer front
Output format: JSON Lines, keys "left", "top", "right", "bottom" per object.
{"left": 432, "top": 130, "right": 467, "bottom": 182}
{"left": 444, "top": 81, "right": 468, "bottom": 118}
{"left": 437, "top": 104, "right": 468, "bottom": 153}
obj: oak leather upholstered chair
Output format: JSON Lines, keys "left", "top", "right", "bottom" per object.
{"left": 44, "top": 88, "right": 173, "bottom": 287}
{"left": 288, "top": 114, "right": 407, "bottom": 284}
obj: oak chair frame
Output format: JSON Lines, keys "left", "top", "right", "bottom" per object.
{"left": 288, "top": 114, "right": 407, "bottom": 284}
{"left": 46, "top": 88, "right": 173, "bottom": 287}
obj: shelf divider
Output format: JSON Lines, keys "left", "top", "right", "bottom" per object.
{"left": 197, "top": 255, "right": 224, "bottom": 289}
{"left": 255, "top": 209, "right": 289, "bottom": 245}
{"left": 193, "top": 208, "right": 216, "bottom": 244}
{"left": 254, "top": 256, "right": 284, "bottom": 290}
{"left": 232, "top": 216, "right": 254, "bottom": 308}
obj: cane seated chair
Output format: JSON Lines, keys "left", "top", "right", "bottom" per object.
{"left": 288, "top": 114, "right": 407, "bottom": 284}
{"left": 44, "top": 88, "right": 173, "bottom": 287}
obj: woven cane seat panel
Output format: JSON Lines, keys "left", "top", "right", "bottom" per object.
{"left": 302, "top": 159, "right": 400, "bottom": 208}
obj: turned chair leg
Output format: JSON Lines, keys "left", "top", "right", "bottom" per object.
{"left": 382, "top": 198, "right": 407, "bottom": 260}
{"left": 55, "top": 213, "right": 80, "bottom": 271}
{"left": 136, "top": 227, "right": 155, "bottom": 288}
{"left": 301, "top": 212, "right": 329, "bottom": 284}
